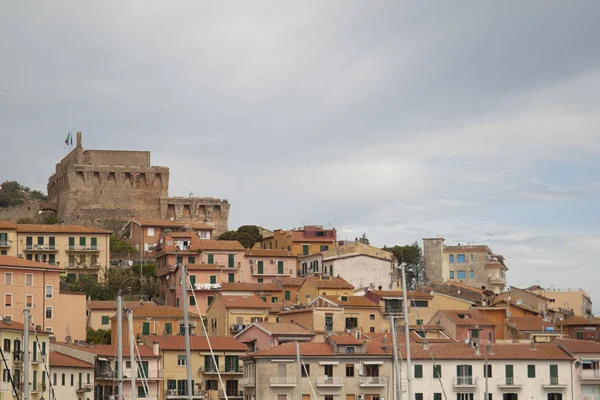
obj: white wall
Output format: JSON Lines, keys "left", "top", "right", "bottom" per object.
{"left": 50, "top": 366, "right": 95, "bottom": 400}
{"left": 324, "top": 255, "right": 393, "bottom": 291}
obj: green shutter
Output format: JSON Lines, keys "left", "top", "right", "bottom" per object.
{"left": 285, "top": 290, "right": 291, "bottom": 301}
{"left": 550, "top": 364, "right": 558, "bottom": 378}
{"left": 189, "top": 275, "right": 196, "bottom": 287}
{"left": 228, "top": 273, "right": 235, "bottom": 283}
{"left": 415, "top": 394, "right": 423, "bottom": 400}
{"left": 302, "top": 244, "right": 309, "bottom": 255}
{"left": 101, "top": 316, "right": 109, "bottom": 325}
{"left": 472, "top": 329, "right": 479, "bottom": 338}
{"left": 33, "top": 370, "right": 37, "bottom": 390}
{"left": 190, "top": 296, "right": 196, "bottom": 306}
{"left": 228, "top": 254, "right": 234, "bottom": 268}
{"left": 68, "top": 237, "right": 75, "bottom": 249}
{"left": 433, "top": 365, "right": 441, "bottom": 378}
{"left": 277, "top": 261, "right": 284, "bottom": 274}
{"left": 527, "top": 365, "right": 536, "bottom": 378}
{"left": 257, "top": 261, "right": 264, "bottom": 274}
{"left": 142, "top": 322, "right": 150, "bottom": 335}
{"left": 414, "top": 364, "right": 423, "bottom": 378}
{"left": 210, "top": 275, "right": 216, "bottom": 284}
{"left": 165, "top": 322, "right": 172, "bottom": 334}
{"left": 91, "top": 237, "right": 97, "bottom": 249}
{"left": 79, "top": 237, "right": 86, "bottom": 246}
{"left": 434, "top": 394, "right": 442, "bottom": 400}
{"left": 208, "top": 254, "right": 214, "bottom": 264}
{"left": 506, "top": 364, "right": 513, "bottom": 378}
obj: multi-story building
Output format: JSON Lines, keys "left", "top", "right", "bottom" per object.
{"left": 0, "top": 255, "right": 87, "bottom": 340}
{"left": 0, "top": 318, "right": 51, "bottom": 400}
{"left": 423, "top": 238, "right": 508, "bottom": 293}
{"left": 430, "top": 309, "right": 497, "bottom": 343}
{"left": 48, "top": 350, "right": 95, "bottom": 400}
{"left": 555, "top": 315, "right": 600, "bottom": 341}
{"left": 143, "top": 334, "right": 247, "bottom": 399}
{"left": 86, "top": 300, "right": 156, "bottom": 330}
{"left": 274, "top": 277, "right": 305, "bottom": 305}
{"left": 109, "top": 303, "right": 201, "bottom": 346}
{"left": 310, "top": 295, "right": 384, "bottom": 335}
{"left": 277, "top": 305, "right": 345, "bottom": 341}
{"left": 556, "top": 338, "right": 600, "bottom": 400}
{"left": 206, "top": 296, "right": 271, "bottom": 337}
{"left": 363, "top": 289, "right": 437, "bottom": 326}
{"left": 255, "top": 225, "right": 336, "bottom": 258}
{"left": 235, "top": 322, "right": 315, "bottom": 352}
{"left": 528, "top": 286, "right": 593, "bottom": 317}
{"left": 241, "top": 249, "right": 297, "bottom": 284}
{"left": 51, "top": 340, "right": 161, "bottom": 400}
{"left": 505, "top": 316, "right": 560, "bottom": 343}
{"left": 0, "top": 222, "right": 111, "bottom": 280}
{"left": 220, "top": 282, "right": 285, "bottom": 303}
{"left": 298, "top": 241, "right": 396, "bottom": 291}
{"left": 296, "top": 276, "right": 355, "bottom": 305}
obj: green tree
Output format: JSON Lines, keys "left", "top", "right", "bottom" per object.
{"left": 0, "top": 180, "right": 47, "bottom": 207}
{"left": 383, "top": 241, "right": 425, "bottom": 290}
{"left": 86, "top": 328, "right": 111, "bottom": 344}
{"left": 110, "top": 234, "right": 137, "bottom": 254}
{"left": 358, "top": 233, "right": 370, "bottom": 245}
{"left": 218, "top": 225, "right": 261, "bottom": 248}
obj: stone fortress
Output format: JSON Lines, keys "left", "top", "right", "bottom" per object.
{"left": 2, "top": 132, "right": 229, "bottom": 235}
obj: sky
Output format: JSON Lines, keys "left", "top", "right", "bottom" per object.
{"left": 1, "top": 2, "right": 600, "bottom": 304}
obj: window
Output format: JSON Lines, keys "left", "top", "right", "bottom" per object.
{"left": 206, "top": 380, "right": 218, "bottom": 390}
{"left": 457, "top": 254, "right": 466, "bottom": 263}
{"left": 285, "top": 290, "right": 291, "bottom": 301}
{"left": 416, "top": 319, "right": 423, "bottom": 325}
{"left": 25, "top": 274, "right": 33, "bottom": 286}
{"left": 411, "top": 300, "right": 428, "bottom": 307}
{"left": 302, "top": 245, "right": 309, "bottom": 255}
{"left": 470, "top": 254, "right": 474, "bottom": 262}
{"left": 207, "top": 296, "right": 214, "bottom": 306}
{"left": 228, "top": 273, "right": 235, "bottom": 283}
{"left": 176, "top": 256, "right": 183, "bottom": 265}
{"left": 301, "top": 364, "right": 310, "bottom": 377}
{"left": 414, "top": 364, "right": 423, "bottom": 378}
{"left": 449, "top": 271, "right": 455, "bottom": 279}
{"left": 49, "top": 254, "right": 55, "bottom": 265}
{"left": 345, "top": 346, "right": 355, "bottom": 354}
{"left": 45, "top": 285, "right": 53, "bottom": 298}
{"left": 470, "top": 270, "right": 475, "bottom": 279}
{"left": 228, "top": 254, "right": 235, "bottom": 268}
{"left": 101, "top": 315, "right": 109, "bottom": 325}
{"left": 503, "top": 395, "right": 517, "bottom": 400}
{"left": 434, "top": 394, "right": 442, "bottom": 400}
{"left": 137, "top": 385, "right": 148, "bottom": 397}
{"left": 320, "top": 245, "right": 329, "bottom": 251}
{"left": 147, "top": 227, "right": 155, "bottom": 237}
{"left": 190, "top": 296, "right": 196, "bottom": 306}
{"left": 188, "top": 256, "right": 195, "bottom": 264}
{"left": 370, "top": 314, "right": 375, "bottom": 321}
{"left": 325, "top": 396, "right": 334, "bottom": 400}
{"left": 415, "top": 394, "right": 423, "bottom": 400}
{"left": 207, "top": 254, "right": 214, "bottom": 264}
{"left": 457, "top": 395, "right": 474, "bottom": 400}
{"left": 71, "top": 373, "right": 74, "bottom": 386}
{"left": 165, "top": 322, "right": 172, "bottom": 334}
{"left": 527, "top": 364, "right": 535, "bottom": 378}
{"left": 449, "top": 254, "right": 454, "bottom": 263}
{"left": 550, "top": 364, "right": 558, "bottom": 384}
{"left": 484, "top": 364, "right": 492, "bottom": 377}
{"left": 45, "top": 307, "right": 52, "bottom": 319}
{"left": 79, "top": 237, "right": 86, "bottom": 246}
{"left": 257, "top": 278, "right": 263, "bottom": 283}
{"left": 3, "top": 339, "right": 10, "bottom": 352}
{"left": 177, "top": 355, "right": 186, "bottom": 366}
{"left": 5, "top": 294, "right": 12, "bottom": 307}
{"left": 323, "top": 364, "right": 333, "bottom": 377}
{"left": 210, "top": 275, "right": 216, "bottom": 284}
{"left": 505, "top": 364, "right": 514, "bottom": 385}
{"left": 345, "top": 317, "right": 358, "bottom": 329}
{"left": 456, "top": 365, "right": 473, "bottom": 384}
{"left": 271, "top": 297, "right": 278, "bottom": 303}
{"left": 433, "top": 365, "right": 442, "bottom": 378}
{"left": 346, "top": 364, "right": 354, "bottom": 377}
{"left": 26, "top": 295, "right": 33, "bottom": 308}
{"left": 576, "top": 332, "right": 583, "bottom": 339}
{"left": 370, "top": 327, "right": 375, "bottom": 333}
{"left": 53, "top": 373, "right": 56, "bottom": 386}
{"left": 62, "top": 373, "right": 65, "bottom": 385}
{"left": 457, "top": 271, "right": 466, "bottom": 280}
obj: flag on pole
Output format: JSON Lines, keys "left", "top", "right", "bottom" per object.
{"left": 71, "top": 133, "right": 73, "bottom": 146}
{"left": 65, "top": 132, "right": 71, "bottom": 149}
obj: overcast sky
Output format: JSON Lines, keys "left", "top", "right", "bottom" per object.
{"left": 2, "top": 2, "right": 600, "bottom": 302}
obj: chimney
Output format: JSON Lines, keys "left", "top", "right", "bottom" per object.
{"left": 65, "top": 336, "right": 72, "bottom": 345}
{"left": 2, "top": 316, "right": 12, "bottom": 325}
{"left": 378, "top": 286, "right": 383, "bottom": 291}
{"left": 422, "top": 342, "right": 429, "bottom": 351}
{"left": 76, "top": 131, "right": 83, "bottom": 148}
{"left": 49, "top": 336, "right": 56, "bottom": 343}
{"left": 530, "top": 341, "right": 535, "bottom": 350}
{"left": 152, "top": 341, "right": 159, "bottom": 356}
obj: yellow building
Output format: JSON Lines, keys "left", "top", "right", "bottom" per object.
{"left": 296, "top": 276, "right": 354, "bottom": 304}
{"left": 314, "top": 295, "right": 384, "bottom": 334}
{"left": 206, "top": 296, "right": 270, "bottom": 337}
{"left": 255, "top": 225, "right": 336, "bottom": 258}
{"left": 0, "top": 221, "right": 111, "bottom": 280}
{"left": 86, "top": 300, "right": 156, "bottom": 330}
{"left": 144, "top": 335, "right": 248, "bottom": 399}
{"left": 0, "top": 317, "right": 51, "bottom": 400}
{"left": 528, "top": 286, "right": 593, "bottom": 317}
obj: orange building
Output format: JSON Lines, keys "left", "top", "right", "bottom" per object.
{"left": 255, "top": 225, "right": 336, "bottom": 259}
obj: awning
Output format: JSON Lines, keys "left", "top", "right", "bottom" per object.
{"left": 363, "top": 361, "right": 384, "bottom": 365}
{"left": 97, "top": 357, "right": 108, "bottom": 361}
{"left": 318, "top": 361, "right": 339, "bottom": 365}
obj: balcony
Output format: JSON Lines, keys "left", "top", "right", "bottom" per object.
{"left": 239, "top": 377, "right": 255, "bottom": 387}
{"left": 453, "top": 376, "right": 478, "bottom": 391}
{"left": 76, "top": 383, "right": 94, "bottom": 393}
{"left": 67, "top": 263, "right": 101, "bottom": 270}
{"left": 0, "top": 240, "right": 12, "bottom": 248}
{"left": 66, "top": 245, "right": 101, "bottom": 252}
{"left": 498, "top": 377, "right": 523, "bottom": 390}
{"left": 13, "top": 351, "right": 23, "bottom": 364}
{"left": 219, "top": 389, "right": 244, "bottom": 398}
{"left": 541, "top": 377, "right": 569, "bottom": 390}
{"left": 198, "top": 366, "right": 241, "bottom": 375}
{"left": 165, "top": 389, "right": 206, "bottom": 399}
{"left": 360, "top": 376, "right": 387, "bottom": 387}
{"left": 384, "top": 307, "right": 404, "bottom": 316}
{"left": 270, "top": 377, "right": 296, "bottom": 387}
{"left": 251, "top": 265, "right": 293, "bottom": 277}
{"left": 580, "top": 369, "right": 600, "bottom": 380}
{"left": 194, "top": 283, "right": 222, "bottom": 291}
{"left": 316, "top": 376, "right": 344, "bottom": 387}
{"left": 24, "top": 244, "right": 58, "bottom": 252}
{"left": 230, "top": 324, "right": 249, "bottom": 334}
{"left": 489, "top": 276, "right": 506, "bottom": 285}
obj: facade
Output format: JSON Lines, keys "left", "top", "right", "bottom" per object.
{"left": 277, "top": 306, "right": 346, "bottom": 341}
{"left": 220, "top": 282, "right": 285, "bottom": 303}
{"left": 0, "top": 255, "right": 87, "bottom": 340}
{"left": 109, "top": 304, "right": 201, "bottom": 346}
{"left": 206, "top": 296, "right": 271, "bottom": 337}
{"left": 242, "top": 249, "right": 297, "bottom": 284}
{"left": 310, "top": 295, "right": 384, "bottom": 335}
{"left": 235, "top": 322, "right": 315, "bottom": 352}
{"left": 255, "top": 225, "right": 336, "bottom": 259}
{"left": 296, "top": 276, "right": 355, "bottom": 305}
{"left": 505, "top": 316, "right": 561, "bottom": 343}
{"left": 557, "top": 338, "right": 600, "bottom": 400}
{"left": 86, "top": 300, "right": 156, "bottom": 330}
{"left": 363, "top": 289, "right": 435, "bottom": 326}
{"left": 430, "top": 281, "right": 495, "bottom": 306}
{"left": 555, "top": 316, "right": 600, "bottom": 342}
{"left": 430, "top": 309, "right": 497, "bottom": 343}
{"left": 529, "top": 286, "right": 593, "bottom": 317}
{"left": 298, "top": 241, "right": 396, "bottom": 291}
{"left": 51, "top": 340, "right": 161, "bottom": 400}
{"left": 0, "top": 222, "right": 110, "bottom": 280}
{"left": 493, "top": 286, "right": 550, "bottom": 315}
{"left": 423, "top": 238, "right": 508, "bottom": 294}
{"left": 143, "top": 335, "right": 247, "bottom": 399}
{"left": 49, "top": 351, "right": 95, "bottom": 400}
{"left": 0, "top": 318, "right": 51, "bottom": 400}
{"left": 274, "top": 277, "right": 305, "bottom": 306}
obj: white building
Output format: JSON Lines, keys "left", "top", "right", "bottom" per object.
{"left": 298, "top": 241, "right": 395, "bottom": 291}
{"left": 49, "top": 351, "right": 95, "bottom": 400}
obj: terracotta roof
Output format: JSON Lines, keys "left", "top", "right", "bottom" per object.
{"left": 110, "top": 304, "right": 198, "bottom": 319}
{"left": 15, "top": 224, "right": 110, "bottom": 234}
{"left": 439, "top": 281, "right": 490, "bottom": 294}
{"left": 406, "top": 343, "right": 572, "bottom": 361}
{"left": 248, "top": 341, "right": 385, "bottom": 358}
{"left": 556, "top": 315, "right": 600, "bottom": 326}
{"left": 194, "top": 240, "right": 245, "bottom": 251}
{"left": 220, "top": 282, "right": 282, "bottom": 292}
{"left": 146, "top": 335, "right": 247, "bottom": 351}
{"left": 276, "top": 277, "right": 305, "bottom": 287}
{"left": 245, "top": 249, "right": 296, "bottom": 258}
{"left": 218, "top": 296, "right": 270, "bottom": 309}
{"left": 328, "top": 333, "right": 364, "bottom": 345}
{"left": 0, "top": 221, "right": 17, "bottom": 229}
{"left": 243, "top": 322, "right": 314, "bottom": 336}
{"left": 556, "top": 339, "right": 600, "bottom": 353}
{"left": 49, "top": 351, "right": 94, "bottom": 368}
{"left": 56, "top": 342, "right": 157, "bottom": 357}
{"left": 87, "top": 300, "right": 156, "bottom": 310}
{"left": 438, "top": 310, "right": 495, "bottom": 326}
{"left": 508, "top": 317, "right": 555, "bottom": 332}
{"left": 322, "top": 295, "right": 380, "bottom": 308}
{"left": 304, "top": 276, "right": 354, "bottom": 290}
{"left": 0, "top": 255, "right": 63, "bottom": 270}
{"left": 368, "top": 290, "right": 433, "bottom": 299}
{"left": 131, "top": 219, "right": 214, "bottom": 230}
{"left": 321, "top": 242, "right": 394, "bottom": 261}
{"left": 0, "top": 320, "right": 42, "bottom": 332}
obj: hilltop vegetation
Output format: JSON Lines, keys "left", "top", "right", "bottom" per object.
{"left": 0, "top": 180, "right": 48, "bottom": 208}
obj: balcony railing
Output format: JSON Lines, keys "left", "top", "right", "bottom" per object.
{"left": 239, "top": 377, "right": 255, "bottom": 387}
{"left": 194, "top": 283, "right": 222, "bottom": 291}
{"left": 67, "top": 263, "right": 101, "bottom": 269}
{"left": 542, "top": 377, "right": 568, "bottom": 388}
{"left": 230, "top": 324, "right": 249, "bottom": 333}
{"left": 270, "top": 377, "right": 296, "bottom": 386}
{"left": 453, "top": 376, "right": 478, "bottom": 387}
{"left": 251, "top": 266, "right": 293, "bottom": 276}
{"left": 0, "top": 240, "right": 12, "bottom": 248}
{"left": 360, "top": 376, "right": 387, "bottom": 386}
{"left": 66, "top": 245, "right": 101, "bottom": 252}
{"left": 580, "top": 370, "right": 600, "bottom": 380}
{"left": 198, "top": 366, "right": 241, "bottom": 374}
{"left": 490, "top": 276, "right": 506, "bottom": 285}
{"left": 219, "top": 389, "right": 244, "bottom": 398}
{"left": 165, "top": 389, "right": 206, "bottom": 399}
{"left": 25, "top": 244, "right": 59, "bottom": 252}
{"left": 316, "top": 376, "right": 344, "bottom": 387}
{"left": 76, "top": 383, "right": 94, "bottom": 393}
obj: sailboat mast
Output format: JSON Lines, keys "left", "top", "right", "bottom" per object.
{"left": 117, "top": 293, "right": 124, "bottom": 399}
{"left": 128, "top": 310, "right": 137, "bottom": 399}
{"left": 390, "top": 316, "right": 402, "bottom": 400}
{"left": 296, "top": 342, "right": 302, "bottom": 400}
{"left": 182, "top": 264, "right": 194, "bottom": 398}
{"left": 23, "top": 309, "right": 30, "bottom": 400}
{"left": 401, "top": 264, "right": 413, "bottom": 399}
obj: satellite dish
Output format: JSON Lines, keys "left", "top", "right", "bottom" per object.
{"left": 464, "top": 338, "right": 470, "bottom": 344}
{"left": 457, "top": 289, "right": 461, "bottom": 295}
{"left": 506, "top": 311, "right": 512, "bottom": 317}
{"left": 170, "top": 217, "right": 175, "bottom": 222}
{"left": 516, "top": 299, "right": 523, "bottom": 306}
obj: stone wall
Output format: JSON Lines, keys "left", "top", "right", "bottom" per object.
{"left": 423, "top": 238, "right": 445, "bottom": 283}
{"left": 159, "top": 197, "right": 230, "bottom": 235}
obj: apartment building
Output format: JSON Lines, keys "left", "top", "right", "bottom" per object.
{"left": 277, "top": 304, "right": 346, "bottom": 341}
{"left": 430, "top": 309, "right": 497, "bottom": 343}
{"left": 274, "top": 277, "right": 305, "bottom": 306}
{"left": 296, "top": 276, "right": 355, "bottom": 305}
{"left": 235, "top": 322, "right": 315, "bottom": 352}
{"left": 423, "top": 238, "right": 508, "bottom": 293}
{"left": 206, "top": 296, "right": 271, "bottom": 337}
{"left": 255, "top": 225, "right": 336, "bottom": 258}
{"left": 298, "top": 241, "right": 395, "bottom": 291}
{"left": 86, "top": 300, "right": 156, "bottom": 330}
{"left": 529, "top": 286, "right": 593, "bottom": 317}
{"left": 220, "top": 282, "right": 285, "bottom": 303}
{"left": 310, "top": 295, "right": 384, "bottom": 335}
{"left": 242, "top": 249, "right": 297, "bottom": 284}
{"left": 48, "top": 351, "right": 95, "bottom": 400}
{"left": 556, "top": 338, "right": 600, "bottom": 400}
{"left": 0, "top": 221, "right": 111, "bottom": 280}
{"left": 144, "top": 335, "right": 247, "bottom": 399}
{"left": 363, "top": 289, "right": 435, "bottom": 325}
{"left": 0, "top": 255, "right": 87, "bottom": 340}
{"left": 555, "top": 316, "right": 600, "bottom": 341}
{"left": 0, "top": 318, "right": 51, "bottom": 400}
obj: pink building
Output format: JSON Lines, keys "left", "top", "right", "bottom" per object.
{"left": 234, "top": 322, "right": 315, "bottom": 352}
{"left": 241, "top": 249, "right": 297, "bottom": 284}
{"left": 429, "top": 309, "right": 496, "bottom": 343}
{"left": 0, "top": 255, "right": 87, "bottom": 340}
